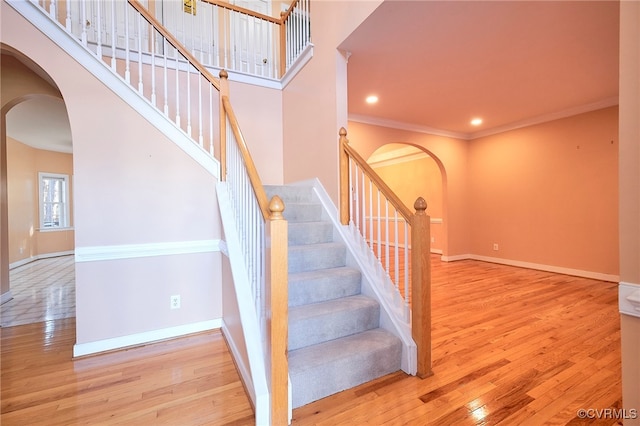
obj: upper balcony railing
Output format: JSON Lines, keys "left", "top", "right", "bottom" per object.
{"left": 42, "top": 0, "right": 311, "bottom": 80}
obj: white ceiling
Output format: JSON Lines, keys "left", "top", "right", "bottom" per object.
{"left": 340, "top": 0, "right": 620, "bottom": 139}
{"left": 6, "top": 97, "right": 72, "bottom": 154}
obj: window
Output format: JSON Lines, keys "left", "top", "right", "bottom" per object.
{"left": 39, "top": 173, "right": 70, "bottom": 229}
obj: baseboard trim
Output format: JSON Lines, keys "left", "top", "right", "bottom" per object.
{"left": 73, "top": 318, "right": 222, "bottom": 358}
{"left": 454, "top": 254, "right": 619, "bottom": 282}
{"left": 9, "top": 250, "right": 75, "bottom": 270}
{"left": 75, "top": 240, "right": 221, "bottom": 263}
{"left": 619, "top": 282, "right": 640, "bottom": 318}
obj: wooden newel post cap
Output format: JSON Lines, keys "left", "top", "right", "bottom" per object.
{"left": 339, "top": 127, "right": 348, "bottom": 143}
{"left": 414, "top": 197, "right": 427, "bottom": 214}
{"left": 219, "top": 69, "right": 228, "bottom": 79}
{"left": 269, "top": 195, "right": 285, "bottom": 220}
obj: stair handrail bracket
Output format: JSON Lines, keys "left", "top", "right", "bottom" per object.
{"left": 220, "top": 71, "right": 289, "bottom": 424}
{"left": 339, "top": 127, "right": 433, "bottom": 378}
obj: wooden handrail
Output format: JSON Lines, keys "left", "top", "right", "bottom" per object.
{"left": 221, "top": 95, "right": 271, "bottom": 220}
{"left": 280, "top": 0, "right": 301, "bottom": 23}
{"left": 127, "top": 0, "right": 220, "bottom": 91}
{"left": 201, "top": 0, "right": 282, "bottom": 25}
{"left": 339, "top": 128, "right": 414, "bottom": 223}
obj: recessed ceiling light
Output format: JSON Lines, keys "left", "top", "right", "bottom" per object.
{"left": 366, "top": 95, "right": 379, "bottom": 104}
{"left": 471, "top": 118, "right": 483, "bottom": 126}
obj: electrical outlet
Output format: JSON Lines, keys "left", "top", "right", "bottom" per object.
{"left": 431, "top": 237, "right": 435, "bottom": 243}
{"left": 170, "top": 295, "right": 181, "bottom": 310}
{"left": 493, "top": 243, "right": 499, "bottom": 251}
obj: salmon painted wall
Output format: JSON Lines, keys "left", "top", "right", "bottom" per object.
{"left": 282, "top": 0, "right": 382, "bottom": 204}
{"left": 346, "top": 120, "right": 470, "bottom": 258}
{"left": 469, "top": 107, "right": 619, "bottom": 277}
{"left": 370, "top": 147, "right": 445, "bottom": 253}
{"left": 1, "top": 3, "right": 223, "bottom": 346}
{"left": 619, "top": 1, "right": 640, "bottom": 421}
{"left": 7, "top": 138, "right": 74, "bottom": 265}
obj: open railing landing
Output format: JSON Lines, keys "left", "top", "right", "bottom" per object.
{"left": 339, "top": 127, "right": 432, "bottom": 378}
{"left": 27, "top": 0, "right": 291, "bottom": 423}
{"left": 38, "top": 0, "right": 311, "bottom": 80}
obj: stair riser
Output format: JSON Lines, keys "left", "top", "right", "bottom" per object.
{"left": 282, "top": 204, "right": 323, "bottom": 222}
{"left": 264, "top": 185, "right": 314, "bottom": 203}
{"left": 288, "top": 244, "right": 346, "bottom": 273}
{"left": 289, "top": 222, "right": 333, "bottom": 245}
{"left": 289, "top": 298, "right": 379, "bottom": 350}
{"left": 289, "top": 268, "right": 362, "bottom": 307}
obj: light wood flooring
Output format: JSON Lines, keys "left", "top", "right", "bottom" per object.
{"left": 1, "top": 257, "right": 622, "bottom": 425}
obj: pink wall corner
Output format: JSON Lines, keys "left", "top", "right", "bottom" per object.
{"left": 282, "top": 1, "right": 382, "bottom": 205}
{"left": 468, "top": 107, "right": 619, "bottom": 276}
{"left": 228, "top": 80, "right": 284, "bottom": 185}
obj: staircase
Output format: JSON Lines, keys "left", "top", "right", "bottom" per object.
{"left": 265, "top": 184, "right": 402, "bottom": 408}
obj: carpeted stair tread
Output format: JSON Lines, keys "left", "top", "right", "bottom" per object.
{"left": 289, "top": 329, "right": 402, "bottom": 408}
{"left": 288, "top": 242, "right": 346, "bottom": 273}
{"left": 289, "top": 267, "right": 361, "bottom": 307}
{"left": 289, "top": 295, "right": 379, "bottom": 350}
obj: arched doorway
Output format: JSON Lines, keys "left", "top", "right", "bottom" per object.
{"left": 1, "top": 46, "right": 76, "bottom": 327}
{"left": 366, "top": 142, "right": 448, "bottom": 257}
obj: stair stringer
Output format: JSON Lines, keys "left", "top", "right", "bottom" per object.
{"left": 289, "top": 178, "right": 418, "bottom": 376}
{"left": 216, "top": 181, "right": 270, "bottom": 426}
{"left": 7, "top": 0, "right": 219, "bottom": 179}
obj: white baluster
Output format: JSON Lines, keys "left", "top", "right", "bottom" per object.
{"left": 198, "top": 75, "right": 203, "bottom": 146}
{"left": 385, "top": 200, "right": 390, "bottom": 272}
{"left": 110, "top": 0, "right": 116, "bottom": 69}
{"left": 96, "top": 0, "right": 102, "bottom": 57}
{"left": 50, "top": 0, "right": 56, "bottom": 20}
{"left": 186, "top": 65, "right": 192, "bottom": 137}
{"left": 404, "top": 223, "right": 409, "bottom": 309}
{"left": 163, "top": 39, "right": 169, "bottom": 115}
{"left": 175, "top": 55, "right": 181, "bottom": 127}
{"left": 81, "top": 0, "right": 88, "bottom": 45}
{"left": 394, "top": 210, "right": 399, "bottom": 289}
{"left": 137, "top": 12, "right": 143, "bottom": 94}
{"left": 377, "top": 189, "right": 381, "bottom": 259}
{"left": 150, "top": 27, "right": 157, "bottom": 106}
{"left": 124, "top": 3, "right": 131, "bottom": 83}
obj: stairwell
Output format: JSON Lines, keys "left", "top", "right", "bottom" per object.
{"left": 265, "top": 184, "right": 402, "bottom": 408}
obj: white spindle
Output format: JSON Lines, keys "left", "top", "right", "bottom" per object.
{"left": 150, "top": 27, "right": 157, "bottom": 106}
{"left": 385, "top": 200, "right": 390, "bottom": 272}
{"left": 198, "top": 75, "right": 203, "bottom": 146}
{"left": 65, "top": 0, "right": 71, "bottom": 30}
{"left": 81, "top": 0, "right": 88, "bottom": 45}
{"left": 50, "top": 0, "right": 56, "bottom": 20}
{"left": 175, "top": 55, "right": 180, "bottom": 127}
{"left": 137, "top": 12, "right": 143, "bottom": 94}
{"left": 124, "top": 4, "right": 131, "bottom": 83}
{"left": 110, "top": 0, "right": 116, "bottom": 69}
{"left": 368, "top": 179, "right": 373, "bottom": 248}
{"left": 394, "top": 210, "right": 399, "bottom": 288}
{"left": 209, "top": 83, "right": 214, "bottom": 155}
{"left": 404, "top": 223, "right": 409, "bottom": 309}
{"left": 162, "top": 38, "right": 169, "bottom": 115}
{"left": 377, "top": 189, "right": 381, "bottom": 259}
{"left": 96, "top": 0, "right": 102, "bottom": 57}
{"left": 187, "top": 65, "right": 192, "bottom": 137}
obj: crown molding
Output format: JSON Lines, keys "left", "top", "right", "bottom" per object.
{"left": 349, "top": 96, "right": 619, "bottom": 141}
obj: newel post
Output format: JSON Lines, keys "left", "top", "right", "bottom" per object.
{"left": 339, "top": 127, "right": 350, "bottom": 226}
{"left": 411, "top": 197, "right": 432, "bottom": 378}
{"left": 219, "top": 70, "right": 229, "bottom": 181}
{"left": 267, "top": 196, "right": 288, "bottom": 425}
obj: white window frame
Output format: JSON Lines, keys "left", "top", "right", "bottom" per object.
{"left": 38, "top": 172, "right": 71, "bottom": 231}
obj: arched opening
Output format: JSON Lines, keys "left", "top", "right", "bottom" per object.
{"left": 1, "top": 47, "right": 76, "bottom": 328}
{"left": 366, "top": 142, "right": 448, "bottom": 257}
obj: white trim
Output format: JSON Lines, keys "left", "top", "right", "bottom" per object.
{"left": 369, "top": 146, "right": 429, "bottom": 168}
{"left": 75, "top": 240, "right": 221, "bottom": 263}
{"left": 461, "top": 254, "right": 619, "bottom": 282}
{"left": 349, "top": 114, "right": 469, "bottom": 140}
{"left": 350, "top": 97, "right": 619, "bottom": 141}
{"left": 1, "top": 291, "right": 14, "bottom": 305}
{"left": 10, "top": 250, "right": 75, "bottom": 270}
{"left": 619, "top": 282, "right": 640, "bottom": 318}
{"left": 7, "top": 1, "right": 220, "bottom": 179}
{"left": 72, "top": 319, "right": 221, "bottom": 358}
{"left": 441, "top": 254, "right": 472, "bottom": 262}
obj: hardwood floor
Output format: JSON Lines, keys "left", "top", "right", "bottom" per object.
{"left": 1, "top": 257, "right": 622, "bottom": 425}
